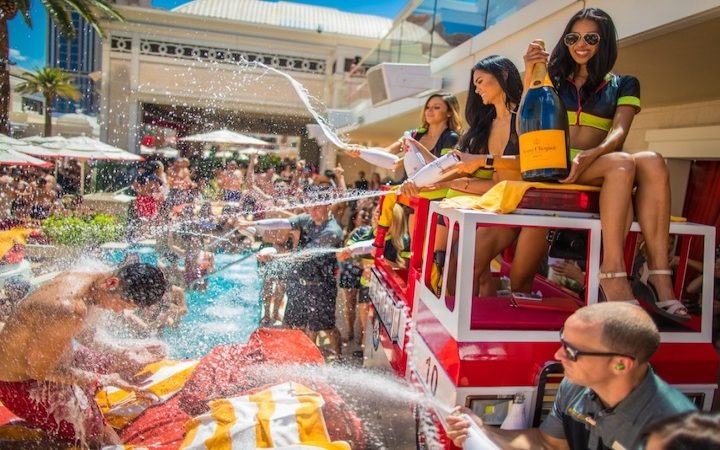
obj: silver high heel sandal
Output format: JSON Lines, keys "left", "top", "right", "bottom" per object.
{"left": 639, "top": 269, "right": 690, "bottom": 322}
{"left": 597, "top": 271, "right": 639, "bottom": 305}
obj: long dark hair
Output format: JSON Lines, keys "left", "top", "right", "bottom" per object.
{"left": 457, "top": 55, "right": 522, "bottom": 155}
{"left": 548, "top": 8, "right": 618, "bottom": 102}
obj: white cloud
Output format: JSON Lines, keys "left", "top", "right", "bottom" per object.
{"left": 9, "top": 49, "right": 27, "bottom": 62}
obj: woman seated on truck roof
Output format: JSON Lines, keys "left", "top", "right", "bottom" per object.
{"left": 523, "top": 8, "right": 688, "bottom": 321}
{"left": 345, "top": 92, "right": 463, "bottom": 164}
{"left": 401, "top": 55, "right": 547, "bottom": 296}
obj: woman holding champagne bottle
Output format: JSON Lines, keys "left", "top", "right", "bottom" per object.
{"left": 402, "top": 56, "right": 522, "bottom": 198}
{"left": 401, "top": 55, "right": 546, "bottom": 295}
{"left": 523, "top": 8, "right": 687, "bottom": 319}
{"left": 345, "top": 92, "right": 463, "bottom": 171}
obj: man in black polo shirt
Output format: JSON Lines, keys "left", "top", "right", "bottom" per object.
{"left": 446, "top": 302, "right": 696, "bottom": 450}
{"left": 238, "top": 183, "right": 344, "bottom": 359}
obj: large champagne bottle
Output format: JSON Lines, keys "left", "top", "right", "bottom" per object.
{"left": 517, "top": 40, "right": 570, "bottom": 182}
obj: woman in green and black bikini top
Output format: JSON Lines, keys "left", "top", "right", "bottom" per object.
{"left": 401, "top": 55, "right": 548, "bottom": 296}
{"left": 523, "top": 7, "right": 688, "bottom": 320}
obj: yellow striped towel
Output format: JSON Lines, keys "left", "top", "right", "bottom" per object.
{"left": 97, "top": 359, "right": 199, "bottom": 429}
{"left": 180, "top": 382, "right": 350, "bottom": 450}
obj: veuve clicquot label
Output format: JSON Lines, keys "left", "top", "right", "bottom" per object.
{"left": 517, "top": 39, "right": 570, "bottom": 182}
{"left": 519, "top": 130, "right": 568, "bottom": 172}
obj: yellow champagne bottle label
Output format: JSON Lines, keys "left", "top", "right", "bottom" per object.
{"left": 519, "top": 130, "right": 567, "bottom": 172}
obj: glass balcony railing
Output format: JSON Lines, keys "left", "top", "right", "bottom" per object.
{"left": 338, "top": 1, "right": 536, "bottom": 109}
{"left": 363, "top": 0, "right": 536, "bottom": 67}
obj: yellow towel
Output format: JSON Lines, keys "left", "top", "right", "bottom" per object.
{"left": 440, "top": 180, "right": 600, "bottom": 214}
{"left": 180, "top": 382, "right": 350, "bottom": 450}
{"left": 97, "top": 359, "right": 199, "bottom": 429}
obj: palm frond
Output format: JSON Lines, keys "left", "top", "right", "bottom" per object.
{"left": 17, "top": 0, "right": 32, "bottom": 27}
{"left": 41, "top": 0, "right": 76, "bottom": 38}
{"left": 13, "top": 67, "right": 81, "bottom": 103}
{"left": 52, "top": 0, "right": 124, "bottom": 39}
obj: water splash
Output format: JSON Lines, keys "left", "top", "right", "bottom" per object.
{"left": 249, "top": 363, "right": 426, "bottom": 449}
{"left": 28, "top": 382, "right": 95, "bottom": 449}
{"left": 256, "top": 188, "right": 388, "bottom": 215}
{"left": 229, "top": 56, "right": 350, "bottom": 150}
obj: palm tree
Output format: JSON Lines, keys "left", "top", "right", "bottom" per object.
{"left": 15, "top": 67, "right": 81, "bottom": 136}
{"left": 0, "top": 0, "right": 123, "bottom": 134}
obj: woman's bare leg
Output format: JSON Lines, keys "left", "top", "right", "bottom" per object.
{"left": 574, "top": 152, "right": 636, "bottom": 301}
{"left": 632, "top": 152, "right": 682, "bottom": 303}
{"left": 433, "top": 222, "right": 448, "bottom": 256}
{"left": 472, "top": 227, "right": 519, "bottom": 296}
{"left": 510, "top": 228, "right": 550, "bottom": 293}
{"left": 341, "top": 288, "right": 358, "bottom": 341}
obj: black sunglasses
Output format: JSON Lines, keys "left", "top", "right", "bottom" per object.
{"left": 559, "top": 328, "right": 636, "bottom": 362}
{"left": 563, "top": 32, "right": 601, "bottom": 46}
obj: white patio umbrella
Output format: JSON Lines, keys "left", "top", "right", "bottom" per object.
{"left": 179, "top": 129, "right": 271, "bottom": 147}
{"left": 39, "top": 136, "right": 143, "bottom": 162}
{"left": 33, "top": 136, "right": 143, "bottom": 194}
{"left": 0, "top": 143, "right": 52, "bottom": 168}
{"left": 0, "top": 134, "right": 61, "bottom": 159}
{"left": 235, "top": 147, "right": 268, "bottom": 156}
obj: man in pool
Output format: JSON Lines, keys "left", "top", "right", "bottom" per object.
{"left": 0, "top": 263, "right": 167, "bottom": 447}
{"left": 446, "top": 302, "right": 696, "bottom": 450}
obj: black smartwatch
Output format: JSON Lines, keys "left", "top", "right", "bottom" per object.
{"left": 485, "top": 155, "right": 494, "bottom": 168}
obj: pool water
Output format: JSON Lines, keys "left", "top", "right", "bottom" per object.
{"left": 104, "top": 246, "right": 262, "bottom": 359}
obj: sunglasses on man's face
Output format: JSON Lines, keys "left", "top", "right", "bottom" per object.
{"left": 563, "top": 32, "right": 601, "bottom": 47}
{"left": 559, "top": 328, "right": 636, "bottom": 362}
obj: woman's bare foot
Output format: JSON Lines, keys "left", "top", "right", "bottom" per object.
{"left": 646, "top": 271, "right": 677, "bottom": 301}
{"left": 646, "top": 270, "right": 690, "bottom": 318}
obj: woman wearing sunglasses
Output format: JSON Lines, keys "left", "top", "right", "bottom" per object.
{"left": 523, "top": 8, "right": 687, "bottom": 321}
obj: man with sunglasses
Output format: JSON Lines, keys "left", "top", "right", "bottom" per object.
{"left": 446, "top": 302, "right": 696, "bottom": 449}
{"left": 0, "top": 263, "right": 167, "bottom": 447}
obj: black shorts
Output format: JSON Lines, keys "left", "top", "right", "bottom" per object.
{"left": 357, "top": 286, "right": 370, "bottom": 304}
{"left": 284, "top": 279, "right": 337, "bottom": 332}
{"left": 338, "top": 262, "right": 363, "bottom": 289}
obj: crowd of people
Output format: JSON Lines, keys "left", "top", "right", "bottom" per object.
{"left": 0, "top": 169, "right": 69, "bottom": 225}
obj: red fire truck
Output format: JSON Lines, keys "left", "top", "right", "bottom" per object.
{"left": 362, "top": 187, "right": 718, "bottom": 448}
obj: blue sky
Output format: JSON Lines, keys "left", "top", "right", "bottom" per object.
{"left": 9, "top": 0, "right": 407, "bottom": 70}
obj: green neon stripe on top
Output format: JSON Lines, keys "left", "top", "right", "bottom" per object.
{"left": 471, "top": 168, "right": 494, "bottom": 179}
{"left": 618, "top": 96, "right": 641, "bottom": 108}
{"left": 567, "top": 111, "right": 613, "bottom": 132}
